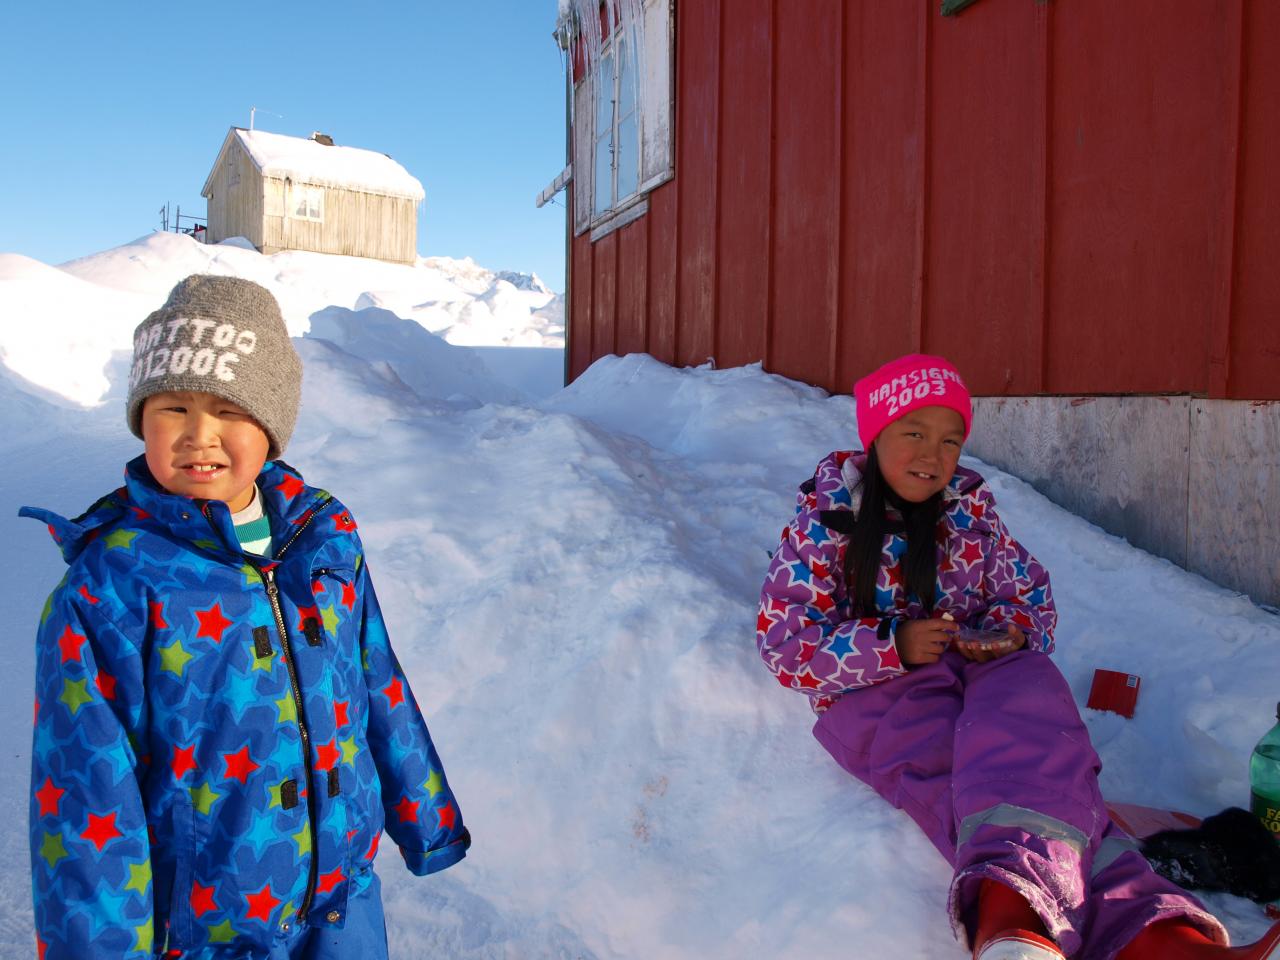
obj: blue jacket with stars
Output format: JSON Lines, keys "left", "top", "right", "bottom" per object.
{"left": 23, "top": 456, "right": 469, "bottom": 959}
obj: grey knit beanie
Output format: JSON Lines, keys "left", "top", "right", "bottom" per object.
{"left": 126, "top": 275, "right": 302, "bottom": 459}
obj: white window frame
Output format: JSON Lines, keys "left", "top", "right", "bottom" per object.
{"left": 289, "top": 184, "right": 324, "bottom": 222}
{"left": 571, "top": 0, "right": 674, "bottom": 242}
{"left": 593, "top": 28, "right": 640, "bottom": 218}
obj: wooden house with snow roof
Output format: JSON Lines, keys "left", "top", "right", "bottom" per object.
{"left": 201, "top": 127, "right": 424, "bottom": 264}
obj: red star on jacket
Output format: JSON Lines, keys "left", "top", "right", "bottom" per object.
{"left": 333, "top": 511, "right": 357, "bottom": 533}
{"left": 195, "top": 603, "right": 233, "bottom": 644}
{"left": 956, "top": 539, "right": 985, "bottom": 571}
{"left": 436, "top": 801, "right": 457, "bottom": 830}
{"left": 81, "top": 811, "right": 123, "bottom": 851}
{"left": 58, "top": 625, "right": 85, "bottom": 664}
{"left": 314, "top": 739, "right": 339, "bottom": 772}
{"left": 316, "top": 867, "right": 345, "bottom": 895}
{"left": 296, "top": 605, "right": 320, "bottom": 632}
{"left": 393, "top": 795, "right": 420, "bottom": 823}
{"left": 95, "top": 670, "right": 117, "bottom": 700}
{"left": 150, "top": 601, "right": 169, "bottom": 629}
{"left": 334, "top": 701, "right": 350, "bottom": 728}
{"left": 34, "top": 777, "right": 65, "bottom": 817}
{"left": 274, "top": 474, "right": 305, "bottom": 500}
{"left": 191, "top": 882, "right": 218, "bottom": 917}
{"left": 876, "top": 642, "right": 903, "bottom": 672}
{"left": 383, "top": 677, "right": 405, "bottom": 710}
{"left": 244, "top": 884, "right": 281, "bottom": 923}
{"left": 222, "top": 746, "right": 260, "bottom": 785}
{"left": 756, "top": 608, "right": 773, "bottom": 634}
{"left": 796, "top": 671, "right": 822, "bottom": 690}
{"left": 77, "top": 584, "right": 100, "bottom": 604}
{"left": 341, "top": 581, "right": 356, "bottom": 610}
{"left": 172, "top": 744, "right": 197, "bottom": 781}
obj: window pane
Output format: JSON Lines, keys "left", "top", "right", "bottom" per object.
{"left": 596, "top": 50, "right": 615, "bottom": 135}
{"left": 617, "top": 40, "right": 637, "bottom": 122}
{"left": 594, "top": 128, "right": 613, "bottom": 214}
{"left": 616, "top": 114, "right": 638, "bottom": 200}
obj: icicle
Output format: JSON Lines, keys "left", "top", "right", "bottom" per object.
{"left": 555, "top": 0, "right": 645, "bottom": 80}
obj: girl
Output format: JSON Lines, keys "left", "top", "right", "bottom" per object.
{"left": 756, "top": 354, "right": 1280, "bottom": 960}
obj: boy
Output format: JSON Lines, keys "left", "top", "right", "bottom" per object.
{"left": 23, "top": 275, "right": 469, "bottom": 959}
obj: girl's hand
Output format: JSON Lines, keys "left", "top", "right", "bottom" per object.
{"left": 955, "top": 623, "right": 1026, "bottom": 663}
{"left": 895, "top": 618, "right": 957, "bottom": 667}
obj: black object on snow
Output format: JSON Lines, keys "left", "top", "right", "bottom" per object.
{"left": 1141, "top": 807, "right": 1280, "bottom": 904}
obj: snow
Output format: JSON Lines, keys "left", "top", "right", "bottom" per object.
{"left": 1, "top": 236, "right": 1278, "bottom": 957}
{"left": 225, "top": 128, "right": 426, "bottom": 201}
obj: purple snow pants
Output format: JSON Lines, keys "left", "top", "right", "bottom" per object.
{"left": 812, "top": 649, "right": 1226, "bottom": 960}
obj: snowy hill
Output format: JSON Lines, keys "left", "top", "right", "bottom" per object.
{"left": 0, "top": 238, "right": 1277, "bottom": 958}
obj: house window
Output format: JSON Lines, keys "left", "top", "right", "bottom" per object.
{"left": 566, "top": 0, "right": 674, "bottom": 239}
{"left": 291, "top": 185, "right": 323, "bottom": 222}
{"left": 593, "top": 34, "right": 639, "bottom": 216}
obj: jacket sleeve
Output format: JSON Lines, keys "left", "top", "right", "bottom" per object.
{"left": 357, "top": 561, "right": 470, "bottom": 876}
{"left": 31, "top": 576, "right": 154, "bottom": 959}
{"left": 756, "top": 502, "right": 907, "bottom": 703}
{"left": 975, "top": 512, "right": 1057, "bottom": 654}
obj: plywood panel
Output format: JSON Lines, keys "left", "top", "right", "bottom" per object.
{"left": 967, "top": 395, "right": 1191, "bottom": 568}
{"left": 1188, "top": 399, "right": 1280, "bottom": 604}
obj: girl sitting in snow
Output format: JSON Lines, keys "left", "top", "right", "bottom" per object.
{"left": 755, "top": 353, "right": 1280, "bottom": 960}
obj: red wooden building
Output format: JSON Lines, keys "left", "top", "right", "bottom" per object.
{"left": 549, "top": 0, "right": 1280, "bottom": 605}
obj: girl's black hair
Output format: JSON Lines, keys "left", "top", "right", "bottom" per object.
{"left": 842, "top": 446, "right": 943, "bottom": 616}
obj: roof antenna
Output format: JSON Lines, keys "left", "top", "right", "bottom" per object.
{"left": 249, "top": 106, "right": 283, "bottom": 131}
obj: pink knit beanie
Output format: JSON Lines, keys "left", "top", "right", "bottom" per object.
{"left": 853, "top": 353, "right": 972, "bottom": 451}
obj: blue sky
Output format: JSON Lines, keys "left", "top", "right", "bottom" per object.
{"left": 0, "top": 2, "right": 570, "bottom": 289}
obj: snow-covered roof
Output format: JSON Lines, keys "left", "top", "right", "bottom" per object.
{"left": 204, "top": 127, "right": 425, "bottom": 201}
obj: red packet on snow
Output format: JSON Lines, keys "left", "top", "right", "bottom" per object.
{"left": 1086, "top": 669, "right": 1141, "bottom": 719}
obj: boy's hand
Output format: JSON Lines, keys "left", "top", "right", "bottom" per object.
{"left": 954, "top": 623, "right": 1026, "bottom": 663}
{"left": 895, "top": 618, "right": 957, "bottom": 667}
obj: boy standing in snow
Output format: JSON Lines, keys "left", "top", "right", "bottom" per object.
{"left": 23, "top": 275, "right": 469, "bottom": 959}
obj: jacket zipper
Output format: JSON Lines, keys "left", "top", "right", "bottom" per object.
{"left": 213, "top": 493, "right": 333, "bottom": 924}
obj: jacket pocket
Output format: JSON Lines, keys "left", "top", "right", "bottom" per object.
{"left": 163, "top": 793, "right": 196, "bottom": 951}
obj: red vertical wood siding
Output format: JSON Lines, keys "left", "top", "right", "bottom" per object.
{"left": 768, "top": 0, "right": 841, "bottom": 388}
{"left": 616, "top": 217, "right": 649, "bottom": 356}
{"left": 715, "top": 0, "right": 773, "bottom": 370}
{"left": 566, "top": 0, "right": 1279, "bottom": 400}
{"left": 1229, "top": 1, "right": 1280, "bottom": 395}
{"left": 674, "top": 0, "right": 720, "bottom": 368}
{"left": 927, "top": 0, "right": 1043, "bottom": 395}
{"left": 834, "top": 4, "right": 923, "bottom": 388}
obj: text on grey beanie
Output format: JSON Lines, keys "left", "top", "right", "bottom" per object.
{"left": 126, "top": 275, "right": 302, "bottom": 459}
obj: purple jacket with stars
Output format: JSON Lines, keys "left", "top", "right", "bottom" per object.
{"left": 22, "top": 456, "right": 469, "bottom": 959}
{"left": 757, "top": 450, "right": 1056, "bottom": 712}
